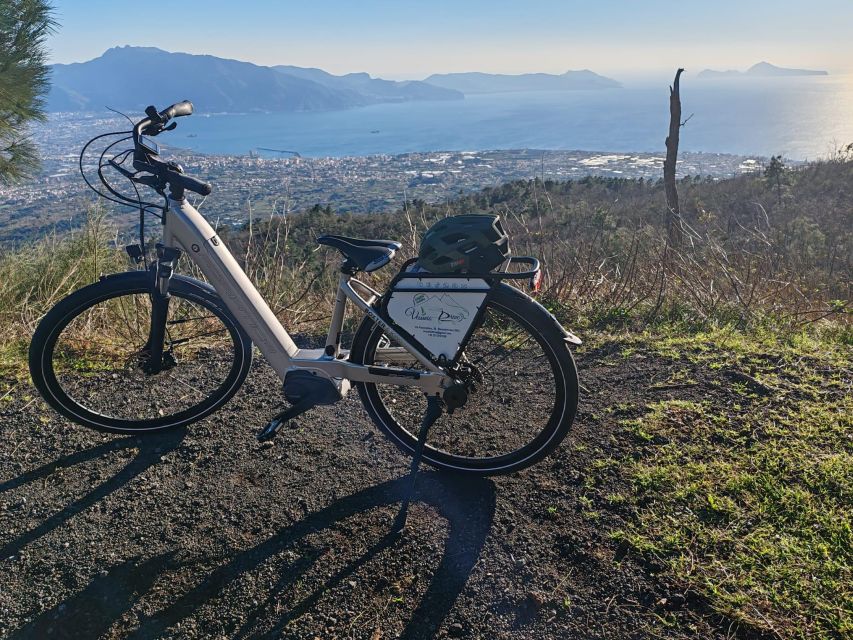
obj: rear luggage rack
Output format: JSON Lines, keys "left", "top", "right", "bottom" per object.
{"left": 392, "top": 256, "right": 540, "bottom": 282}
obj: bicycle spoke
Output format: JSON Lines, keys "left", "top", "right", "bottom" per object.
{"left": 168, "top": 314, "right": 218, "bottom": 325}
{"left": 168, "top": 327, "right": 230, "bottom": 346}
{"left": 50, "top": 291, "right": 241, "bottom": 422}
{"left": 369, "top": 298, "right": 559, "bottom": 462}
{"left": 471, "top": 333, "right": 537, "bottom": 373}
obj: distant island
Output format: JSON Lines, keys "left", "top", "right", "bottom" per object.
{"left": 47, "top": 46, "right": 463, "bottom": 113}
{"left": 698, "top": 61, "right": 829, "bottom": 78}
{"left": 423, "top": 70, "right": 621, "bottom": 94}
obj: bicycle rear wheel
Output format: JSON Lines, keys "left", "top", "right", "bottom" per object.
{"left": 29, "top": 271, "right": 252, "bottom": 434}
{"left": 350, "top": 283, "right": 579, "bottom": 475}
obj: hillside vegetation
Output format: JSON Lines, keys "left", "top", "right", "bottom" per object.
{"left": 0, "top": 157, "right": 850, "bottom": 638}
{"left": 180, "top": 154, "right": 848, "bottom": 338}
{"left": 3, "top": 156, "right": 850, "bottom": 352}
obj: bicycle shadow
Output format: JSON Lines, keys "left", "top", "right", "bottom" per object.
{"left": 24, "top": 472, "right": 495, "bottom": 639}
{"left": 0, "top": 428, "right": 186, "bottom": 560}
{"left": 10, "top": 552, "right": 176, "bottom": 639}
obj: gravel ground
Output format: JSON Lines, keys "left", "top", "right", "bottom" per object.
{"left": 0, "top": 339, "right": 736, "bottom": 639}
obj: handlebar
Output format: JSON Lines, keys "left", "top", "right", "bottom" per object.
{"left": 131, "top": 100, "right": 212, "bottom": 198}
{"left": 136, "top": 100, "right": 194, "bottom": 137}
{"left": 165, "top": 168, "right": 212, "bottom": 196}
{"left": 160, "top": 100, "right": 193, "bottom": 120}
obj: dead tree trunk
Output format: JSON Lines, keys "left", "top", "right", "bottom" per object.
{"left": 663, "top": 68, "right": 685, "bottom": 246}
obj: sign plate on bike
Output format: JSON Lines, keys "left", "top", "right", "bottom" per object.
{"left": 386, "top": 277, "right": 490, "bottom": 361}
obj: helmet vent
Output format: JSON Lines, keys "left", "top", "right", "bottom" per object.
{"left": 417, "top": 213, "right": 511, "bottom": 274}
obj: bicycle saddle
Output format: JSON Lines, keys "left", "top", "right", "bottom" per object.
{"left": 316, "top": 234, "right": 402, "bottom": 272}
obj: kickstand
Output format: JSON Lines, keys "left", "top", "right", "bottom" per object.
{"left": 391, "top": 395, "right": 443, "bottom": 534}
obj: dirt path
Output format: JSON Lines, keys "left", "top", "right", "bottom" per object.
{"left": 1, "top": 340, "right": 739, "bottom": 639}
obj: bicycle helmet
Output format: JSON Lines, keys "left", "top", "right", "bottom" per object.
{"left": 418, "top": 213, "right": 510, "bottom": 273}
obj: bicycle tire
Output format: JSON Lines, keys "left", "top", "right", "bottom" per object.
{"left": 350, "top": 282, "right": 579, "bottom": 475}
{"left": 29, "top": 271, "right": 253, "bottom": 434}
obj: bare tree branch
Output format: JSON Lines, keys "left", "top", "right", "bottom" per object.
{"left": 663, "top": 68, "right": 685, "bottom": 247}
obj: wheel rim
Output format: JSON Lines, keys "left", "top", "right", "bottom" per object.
{"left": 44, "top": 288, "right": 244, "bottom": 427}
{"left": 363, "top": 298, "right": 566, "bottom": 468}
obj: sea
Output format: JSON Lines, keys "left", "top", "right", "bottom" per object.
{"left": 159, "top": 75, "right": 853, "bottom": 161}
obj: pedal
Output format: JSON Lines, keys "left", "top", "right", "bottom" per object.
{"left": 257, "top": 417, "right": 285, "bottom": 443}
{"left": 256, "top": 403, "right": 307, "bottom": 442}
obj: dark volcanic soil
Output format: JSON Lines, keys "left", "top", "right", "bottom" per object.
{"left": 0, "top": 338, "right": 734, "bottom": 640}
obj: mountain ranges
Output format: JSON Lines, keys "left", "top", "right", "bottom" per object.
{"left": 47, "top": 46, "right": 623, "bottom": 113}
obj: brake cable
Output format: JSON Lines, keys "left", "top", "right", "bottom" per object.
{"left": 80, "top": 130, "right": 167, "bottom": 270}
{"left": 79, "top": 130, "right": 134, "bottom": 206}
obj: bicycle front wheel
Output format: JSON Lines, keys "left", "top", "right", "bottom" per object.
{"left": 350, "top": 283, "right": 579, "bottom": 475}
{"left": 29, "top": 271, "right": 252, "bottom": 434}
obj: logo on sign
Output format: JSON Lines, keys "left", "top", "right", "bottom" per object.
{"left": 406, "top": 293, "right": 470, "bottom": 324}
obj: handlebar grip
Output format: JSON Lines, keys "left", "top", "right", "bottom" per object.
{"left": 160, "top": 100, "right": 194, "bottom": 120}
{"left": 168, "top": 170, "right": 212, "bottom": 196}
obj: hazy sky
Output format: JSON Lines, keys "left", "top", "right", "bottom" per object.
{"left": 48, "top": 0, "right": 853, "bottom": 78}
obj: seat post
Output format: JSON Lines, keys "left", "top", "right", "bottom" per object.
{"left": 324, "top": 274, "right": 350, "bottom": 358}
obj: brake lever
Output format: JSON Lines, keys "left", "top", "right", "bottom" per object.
{"left": 132, "top": 174, "right": 165, "bottom": 190}
{"left": 108, "top": 157, "right": 166, "bottom": 193}
{"left": 108, "top": 158, "right": 136, "bottom": 178}
{"left": 141, "top": 121, "right": 178, "bottom": 136}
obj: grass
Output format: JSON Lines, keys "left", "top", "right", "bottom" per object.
{"left": 613, "top": 329, "right": 852, "bottom": 639}
{"left": 0, "top": 207, "right": 125, "bottom": 375}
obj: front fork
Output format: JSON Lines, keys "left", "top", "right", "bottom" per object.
{"left": 142, "top": 244, "right": 181, "bottom": 374}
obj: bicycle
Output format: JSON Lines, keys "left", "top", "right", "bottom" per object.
{"left": 28, "top": 101, "right": 581, "bottom": 489}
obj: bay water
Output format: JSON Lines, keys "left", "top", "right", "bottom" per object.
{"left": 164, "top": 76, "right": 853, "bottom": 160}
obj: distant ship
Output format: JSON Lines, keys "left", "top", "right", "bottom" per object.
{"left": 371, "top": 130, "right": 380, "bottom": 134}
{"left": 187, "top": 133, "right": 198, "bottom": 138}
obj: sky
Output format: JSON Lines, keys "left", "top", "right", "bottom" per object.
{"left": 47, "top": 0, "right": 853, "bottom": 79}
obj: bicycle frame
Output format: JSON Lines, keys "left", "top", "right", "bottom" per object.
{"left": 161, "top": 196, "right": 450, "bottom": 397}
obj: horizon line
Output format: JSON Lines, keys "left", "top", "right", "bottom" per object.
{"left": 48, "top": 45, "right": 846, "bottom": 81}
